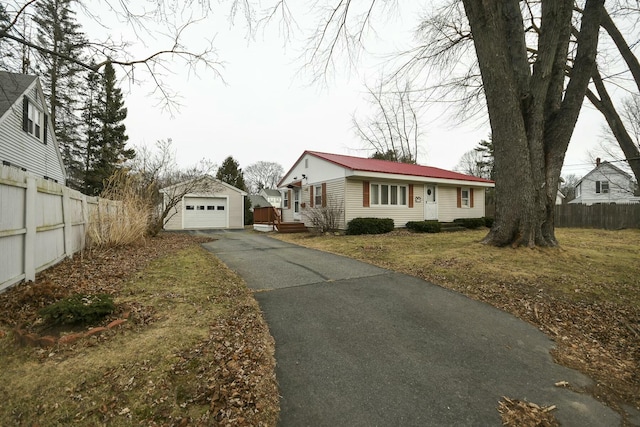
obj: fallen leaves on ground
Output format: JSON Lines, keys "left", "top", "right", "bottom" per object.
{"left": 0, "top": 232, "right": 279, "bottom": 426}
{"left": 498, "top": 397, "right": 559, "bottom": 427}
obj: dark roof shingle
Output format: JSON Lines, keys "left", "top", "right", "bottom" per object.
{"left": 0, "top": 71, "right": 37, "bottom": 118}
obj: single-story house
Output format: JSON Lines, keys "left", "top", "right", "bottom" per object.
{"left": 277, "top": 151, "right": 494, "bottom": 229}
{"left": 161, "top": 176, "right": 247, "bottom": 230}
{"left": 0, "top": 71, "right": 65, "bottom": 184}
{"left": 259, "top": 188, "right": 282, "bottom": 208}
{"left": 570, "top": 159, "right": 639, "bottom": 205}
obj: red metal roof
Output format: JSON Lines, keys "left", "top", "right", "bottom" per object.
{"left": 306, "top": 151, "right": 494, "bottom": 183}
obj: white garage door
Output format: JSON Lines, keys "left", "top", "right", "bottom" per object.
{"left": 183, "top": 197, "right": 228, "bottom": 229}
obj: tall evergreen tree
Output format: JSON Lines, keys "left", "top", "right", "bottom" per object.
{"left": 216, "top": 156, "right": 252, "bottom": 224}
{"left": 84, "top": 62, "right": 135, "bottom": 196}
{"left": 216, "top": 156, "right": 247, "bottom": 191}
{"left": 33, "top": 0, "right": 87, "bottom": 189}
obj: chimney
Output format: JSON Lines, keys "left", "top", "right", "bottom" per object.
{"left": 596, "top": 157, "right": 601, "bottom": 167}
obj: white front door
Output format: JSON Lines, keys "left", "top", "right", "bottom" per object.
{"left": 424, "top": 185, "right": 438, "bottom": 220}
{"left": 293, "top": 188, "right": 301, "bottom": 221}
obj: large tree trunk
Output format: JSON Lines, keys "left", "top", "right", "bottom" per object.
{"left": 462, "top": 0, "right": 603, "bottom": 247}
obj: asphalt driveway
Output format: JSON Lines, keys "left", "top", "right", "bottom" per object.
{"left": 202, "top": 231, "right": 618, "bottom": 426}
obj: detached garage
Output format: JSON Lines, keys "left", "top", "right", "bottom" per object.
{"left": 161, "top": 177, "right": 247, "bottom": 230}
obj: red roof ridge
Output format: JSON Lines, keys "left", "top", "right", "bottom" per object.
{"left": 305, "top": 150, "right": 494, "bottom": 183}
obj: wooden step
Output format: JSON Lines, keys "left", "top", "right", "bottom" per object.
{"left": 277, "top": 222, "right": 308, "bottom": 233}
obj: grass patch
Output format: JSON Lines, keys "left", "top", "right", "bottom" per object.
{"left": 0, "top": 245, "right": 278, "bottom": 426}
{"left": 272, "top": 228, "right": 640, "bottom": 418}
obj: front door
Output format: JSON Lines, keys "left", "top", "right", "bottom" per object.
{"left": 424, "top": 185, "right": 438, "bottom": 220}
{"left": 293, "top": 188, "right": 301, "bottom": 221}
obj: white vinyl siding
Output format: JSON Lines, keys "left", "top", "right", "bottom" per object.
{"left": 0, "top": 83, "right": 65, "bottom": 184}
{"left": 345, "top": 179, "right": 422, "bottom": 228}
{"left": 162, "top": 179, "right": 245, "bottom": 230}
{"left": 301, "top": 179, "right": 345, "bottom": 229}
{"left": 438, "top": 186, "right": 486, "bottom": 222}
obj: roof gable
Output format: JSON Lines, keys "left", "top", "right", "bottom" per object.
{"left": 161, "top": 175, "right": 248, "bottom": 195}
{"left": 575, "top": 161, "right": 632, "bottom": 187}
{"left": 302, "top": 151, "right": 494, "bottom": 184}
{"left": 0, "top": 71, "right": 37, "bottom": 121}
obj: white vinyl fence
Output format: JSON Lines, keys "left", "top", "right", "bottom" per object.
{"left": 0, "top": 164, "right": 118, "bottom": 292}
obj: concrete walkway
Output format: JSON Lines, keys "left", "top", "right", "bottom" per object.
{"left": 202, "top": 231, "right": 619, "bottom": 426}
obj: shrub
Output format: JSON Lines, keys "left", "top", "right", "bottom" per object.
{"left": 346, "top": 217, "right": 394, "bottom": 235}
{"left": 453, "top": 218, "right": 486, "bottom": 229}
{"left": 305, "top": 196, "right": 344, "bottom": 233}
{"left": 88, "top": 170, "right": 150, "bottom": 248}
{"left": 484, "top": 217, "right": 494, "bottom": 228}
{"left": 39, "top": 294, "right": 115, "bottom": 326}
{"left": 406, "top": 220, "right": 441, "bottom": 233}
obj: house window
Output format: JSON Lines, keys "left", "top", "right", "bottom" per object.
{"left": 596, "top": 180, "right": 609, "bottom": 194}
{"left": 461, "top": 188, "right": 470, "bottom": 207}
{"left": 197, "top": 205, "right": 205, "bottom": 210}
{"left": 207, "top": 205, "right": 215, "bottom": 210}
{"left": 314, "top": 185, "right": 322, "bottom": 206}
{"left": 27, "top": 101, "right": 42, "bottom": 139}
{"left": 217, "top": 206, "right": 225, "bottom": 210}
{"left": 370, "top": 183, "right": 408, "bottom": 206}
{"left": 283, "top": 191, "right": 289, "bottom": 208}
{"left": 186, "top": 205, "right": 195, "bottom": 210}
{"left": 305, "top": 158, "right": 309, "bottom": 168}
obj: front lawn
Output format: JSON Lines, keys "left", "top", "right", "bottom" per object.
{"left": 272, "top": 228, "right": 640, "bottom": 423}
{"left": 0, "top": 233, "right": 279, "bottom": 426}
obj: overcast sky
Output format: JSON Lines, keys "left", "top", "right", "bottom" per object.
{"left": 89, "top": 2, "right": 606, "bottom": 178}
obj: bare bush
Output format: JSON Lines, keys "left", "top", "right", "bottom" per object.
{"left": 304, "top": 196, "right": 344, "bottom": 233}
{"left": 86, "top": 170, "right": 149, "bottom": 248}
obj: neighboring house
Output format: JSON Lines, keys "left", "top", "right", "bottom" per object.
{"left": 248, "top": 194, "right": 271, "bottom": 211}
{"left": 161, "top": 176, "right": 247, "bottom": 230}
{"left": 0, "top": 71, "right": 65, "bottom": 184}
{"left": 570, "top": 159, "right": 640, "bottom": 205}
{"left": 278, "top": 151, "right": 495, "bottom": 229}
{"left": 259, "top": 188, "right": 282, "bottom": 208}
{"left": 556, "top": 190, "right": 565, "bottom": 205}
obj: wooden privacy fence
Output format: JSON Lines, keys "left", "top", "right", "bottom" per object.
{"left": 485, "top": 202, "right": 640, "bottom": 229}
{"left": 0, "top": 165, "right": 119, "bottom": 292}
{"left": 554, "top": 203, "right": 640, "bottom": 229}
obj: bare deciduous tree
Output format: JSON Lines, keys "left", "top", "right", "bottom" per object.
{"left": 244, "top": 161, "right": 284, "bottom": 194}
{"left": 353, "top": 80, "right": 422, "bottom": 163}
{"left": 129, "top": 139, "right": 216, "bottom": 236}
{"left": 1, "top": 1, "right": 222, "bottom": 111}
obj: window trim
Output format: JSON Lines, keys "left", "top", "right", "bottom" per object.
{"left": 369, "top": 182, "right": 409, "bottom": 207}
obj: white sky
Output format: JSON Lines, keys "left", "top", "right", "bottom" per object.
{"left": 89, "top": 2, "right": 606, "bottom": 178}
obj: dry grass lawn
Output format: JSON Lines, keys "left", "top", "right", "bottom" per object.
{"left": 0, "top": 234, "right": 278, "bottom": 426}
{"left": 272, "top": 227, "right": 640, "bottom": 424}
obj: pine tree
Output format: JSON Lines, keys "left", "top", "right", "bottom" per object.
{"left": 33, "top": 0, "right": 87, "bottom": 189}
{"left": 83, "top": 62, "right": 135, "bottom": 196}
{"left": 216, "top": 156, "right": 247, "bottom": 191}
{"left": 216, "top": 156, "right": 252, "bottom": 224}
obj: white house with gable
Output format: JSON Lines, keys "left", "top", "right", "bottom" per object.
{"left": 570, "top": 159, "right": 639, "bottom": 205}
{"left": 0, "top": 71, "right": 66, "bottom": 184}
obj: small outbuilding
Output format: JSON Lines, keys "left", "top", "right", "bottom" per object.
{"left": 161, "top": 176, "right": 247, "bottom": 230}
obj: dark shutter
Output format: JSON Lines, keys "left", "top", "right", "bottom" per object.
{"left": 363, "top": 181, "right": 370, "bottom": 207}
{"left": 43, "top": 114, "right": 48, "bottom": 144}
{"left": 595, "top": 181, "right": 601, "bottom": 193}
{"left": 457, "top": 187, "right": 462, "bottom": 208}
{"left": 470, "top": 188, "right": 474, "bottom": 208}
{"left": 408, "top": 184, "right": 414, "bottom": 208}
{"left": 309, "top": 186, "right": 314, "bottom": 207}
{"left": 22, "top": 96, "right": 29, "bottom": 132}
{"left": 322, "top": 183, "right": 327, "bottom": 208}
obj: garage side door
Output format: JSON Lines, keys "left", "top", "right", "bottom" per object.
{"left": 183, "top": 197, "right": 228, "bottom": 229}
